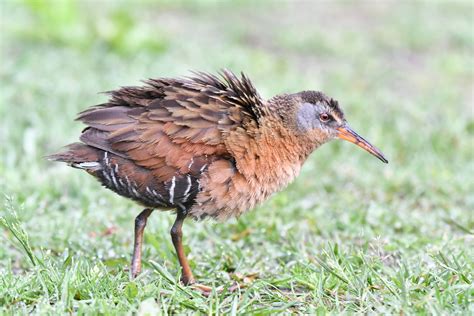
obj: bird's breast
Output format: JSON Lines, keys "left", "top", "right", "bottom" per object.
{"left": 188, "top": 128, "right": 307, "bottom": 220}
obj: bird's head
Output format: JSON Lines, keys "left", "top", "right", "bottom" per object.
{"left": 271, "top": 90, "right": 388, "bottom": 163}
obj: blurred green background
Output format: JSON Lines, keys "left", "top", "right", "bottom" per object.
{"left": 1, "top": 0, "right": 473, "bottom": 314}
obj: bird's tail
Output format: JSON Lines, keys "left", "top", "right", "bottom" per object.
{"left": 47, "top": 143, "right": 102, "bottom": 171}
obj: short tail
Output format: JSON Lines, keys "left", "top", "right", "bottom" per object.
{"left": 47, "top": 143, "right": 102, "bottom": 171}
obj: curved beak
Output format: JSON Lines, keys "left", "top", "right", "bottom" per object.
{"left": 337, "top": 125, "right": 388, "bottom": 163}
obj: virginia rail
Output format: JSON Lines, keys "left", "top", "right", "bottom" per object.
{"left": 50, "top": 70, "right": 387, "bottom": 290}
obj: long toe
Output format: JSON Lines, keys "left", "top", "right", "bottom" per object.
{"left": 191, "top": 283, "right": 221, "bottom": 296}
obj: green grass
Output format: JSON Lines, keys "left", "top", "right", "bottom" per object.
{"left": 1, "top": 0, "right": 473, "bottom": 314}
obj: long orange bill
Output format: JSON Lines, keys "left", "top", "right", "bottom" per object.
{"left": 337, "top": 125, "right": 388, "bottom": 163}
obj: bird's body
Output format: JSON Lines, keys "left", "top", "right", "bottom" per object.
{"left": 50, "top": 70, "right": 387, "bottom": 289}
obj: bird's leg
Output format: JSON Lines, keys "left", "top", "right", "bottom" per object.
{"left": 131, "top": 208, "right": 153, "bottom": 278}
{"left": 170, "top": 208, "right": 214, "bottom": 295}
{"left": 170, "top": 209, "right": 195, "bottom": 285}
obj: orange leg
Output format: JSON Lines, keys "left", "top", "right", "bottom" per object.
{"left": 131, "top": 208, "right": 153, "bottom": 278}
{"left": 170, "top": 209, "right": 215, "bottom": 294}
{"left": 170, "top": 210, "right": 195, "bottom": 285}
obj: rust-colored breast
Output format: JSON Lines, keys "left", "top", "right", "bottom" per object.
{"left": 190, "top": 120, "right": 311, "bottom": 220}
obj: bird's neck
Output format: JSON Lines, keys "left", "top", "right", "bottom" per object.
{"left": 227, "top": 118, "right": 318, "bottom": 192}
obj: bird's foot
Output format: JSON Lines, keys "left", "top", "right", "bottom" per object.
{"left": 127, "top": 265, "right": 139, "bottom": 280}
{"left": 192, "top": 282, "right": 243, "bottom": 296}
{"left": 130, "top": 270, "right": 139, "bottom": 279}
{"left": 191, "top": 283, "right": 215, "bottom": 296}
{"left": 181, "top": 276, "right": 220, "bottom": 296}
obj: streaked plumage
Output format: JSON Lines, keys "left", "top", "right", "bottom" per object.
{"left": 49, "top": 70, "right": 387, "bottom": 289}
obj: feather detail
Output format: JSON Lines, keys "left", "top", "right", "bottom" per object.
{"left": 50, "top": 70, "right": 324, "bottom": 220}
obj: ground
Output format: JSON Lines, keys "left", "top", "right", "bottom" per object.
{"left": 0, "top": 1, "right": 473, "bottom": 314}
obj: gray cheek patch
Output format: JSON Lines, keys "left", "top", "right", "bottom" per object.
{"left": 296, "top": 102, "right": 322, "bottom": 131}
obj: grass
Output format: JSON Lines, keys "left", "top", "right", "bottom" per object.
{"left": 1, "top": 0, "right": 473, "bottom": 314}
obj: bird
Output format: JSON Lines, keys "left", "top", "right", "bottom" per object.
{"left": 49, "top": 69, "right": 388, "bottom": 291}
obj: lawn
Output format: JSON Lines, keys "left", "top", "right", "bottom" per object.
{"left": 1, "top": 0, "right": 473, "bottom": 314}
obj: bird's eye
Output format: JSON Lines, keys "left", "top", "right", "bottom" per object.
{"left": 319, "top": 113, "right": 330, "bottom": 122}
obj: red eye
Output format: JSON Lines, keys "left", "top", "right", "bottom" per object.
{"left": 320, "top": 113, "right": 330, "bottom": 122}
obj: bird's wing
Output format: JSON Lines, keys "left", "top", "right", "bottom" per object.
{"left": 76, "top": 70, "right": 264, "bottom": 183}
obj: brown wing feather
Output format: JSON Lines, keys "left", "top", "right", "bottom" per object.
{"left": 76, "top": 70, "right": 263, "bottom": 185}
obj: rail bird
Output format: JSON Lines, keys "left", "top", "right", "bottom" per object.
{"left": 49, "top": 70, "right": 387, "bottom": 291}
